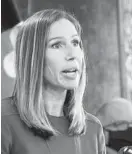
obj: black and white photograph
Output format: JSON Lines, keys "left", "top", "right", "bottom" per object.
{"left": 1, "top": 0, "right": 132, "bottom": 154}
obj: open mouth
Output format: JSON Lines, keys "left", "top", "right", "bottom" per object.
{"left": 62, "top": 68, "right": 79, "bottom": 79}
{"left": 62, "top": 68, "right": 78, "bottom": 73}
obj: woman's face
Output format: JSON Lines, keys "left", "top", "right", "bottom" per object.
{"left": 44, "top": 18, "right": 84, "bottom": 90}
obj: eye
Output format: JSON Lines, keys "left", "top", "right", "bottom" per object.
{"left": 72, "top": 39, "right": 80, "bottom": 47}
{"left": 51, "top": 41, "right": 63, "bottom": 49}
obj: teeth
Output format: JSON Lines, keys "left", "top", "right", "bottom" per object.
{"left": 69, "top": 69, "right": 75, "bottom": 72}
{"left": 63, "top": 69, "right": 76, "bottom": 73}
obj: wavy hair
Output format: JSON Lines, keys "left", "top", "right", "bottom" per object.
{"left": 13, "top": 9, "right": 87, "bottom": 139}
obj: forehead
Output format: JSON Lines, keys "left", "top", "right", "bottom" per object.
{"left": 48, "top": 19, "right": 78, "bottom": 39}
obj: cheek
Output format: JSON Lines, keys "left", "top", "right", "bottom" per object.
{"left": 45, "top": 53, "right": 62, "bottom": 78}
{"left": 77, "top": 50, "right": 84, "bottom": 65}
{"left": 44, "top": 62, "right": 59, "bottom": 86}
{"left": 46, "top": 49, "right": 64, "bottom": 69}
{"left": 76, "top": 47, "right": 84, "bottom": 57}
{"left": 45, "top": 60, "right": 58, "bottom": 78}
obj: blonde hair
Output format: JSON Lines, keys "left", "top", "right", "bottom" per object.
{"left": 13, "top": 9, "right": 87, "bottom": 139}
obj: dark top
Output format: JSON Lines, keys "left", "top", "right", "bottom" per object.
{"left": 1, "top": 97, "right": 106, "bottom": 154}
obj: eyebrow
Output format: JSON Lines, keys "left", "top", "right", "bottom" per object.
{"left": 48, "top": 34, "right": 79, "bottom": 42}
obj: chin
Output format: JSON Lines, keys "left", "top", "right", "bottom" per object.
{"left": 63, "top": 82, "right": 79, "bottom": 90}
{"left": 58, "top": 77, "right": 80, "bottom": 89}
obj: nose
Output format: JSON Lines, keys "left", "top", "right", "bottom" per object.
{"left": 65, "top": 44, "right": 76, "bottom": 61}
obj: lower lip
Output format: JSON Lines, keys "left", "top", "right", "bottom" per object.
{"left": 62, "top": 71, "right": 78, "bottom": 79}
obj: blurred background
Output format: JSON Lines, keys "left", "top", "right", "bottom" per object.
{"left": 1, "top": 0, "right": 132, "bottom": 153}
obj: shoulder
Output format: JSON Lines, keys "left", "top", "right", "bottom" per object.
{"left": 1, "top": 96, "right": 18, "bottom": 117}
{"left": 1, "top": 97, "right": 18, "bottom": 153}
{"left": 85, "top": 112, "right": 102, "bottom": 127}
{"left": 85, "top": 112, "right": 106, "bottom": 153}
{"left": 85, "top": 112, "right": 103, "bottom": 133}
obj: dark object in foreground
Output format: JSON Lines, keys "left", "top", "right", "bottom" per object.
{"left": 108, "top": 128, "right": 132, "bottom": 151}
{"left": 118, "top": 146, "right": 132, "bottom": 154}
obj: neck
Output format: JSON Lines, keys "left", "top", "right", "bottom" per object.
{"left": 44, "top": 85, "right": 67, "bottom": 117}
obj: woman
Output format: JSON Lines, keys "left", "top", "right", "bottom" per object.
{"left": 1, "top": 9, "right": 106, "bottom": 154}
